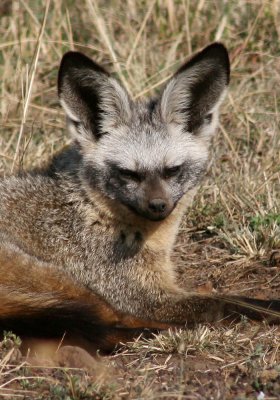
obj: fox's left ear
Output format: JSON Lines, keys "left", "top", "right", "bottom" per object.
{"left": 159, "top": 43, "right": 230, "bottom": 137}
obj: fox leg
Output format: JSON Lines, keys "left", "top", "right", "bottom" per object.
{"left": 1, "top": 245, "right": 279, "bottom": 353}
{"left": 0, "top": 245, "right": 170, "bottom": 353}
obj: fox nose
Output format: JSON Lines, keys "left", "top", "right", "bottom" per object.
{"left": 148, "top": 198, "right": 167, "bottom": 214}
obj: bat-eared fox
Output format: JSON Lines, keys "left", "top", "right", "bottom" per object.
{"left": 0, "top": 43, "right": 279, "bottom": 353}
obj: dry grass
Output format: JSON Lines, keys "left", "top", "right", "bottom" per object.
{"left": 1, "top": 323, "right": 280, "bottom": 399}
{"left": 0, "top": 0, "right": 280, "bottom": 398}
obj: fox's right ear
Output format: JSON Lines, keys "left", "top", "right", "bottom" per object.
{"left": 58, "top": 52, "right": 132, "bottom": 143}
{"left": 159, "top": 43, "right": 230, "bottom": 139}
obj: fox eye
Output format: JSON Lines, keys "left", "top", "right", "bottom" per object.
{"left": 118, "top": 168, "right": 142, "bottom": 182}
{"left": 163, "top": 165, "right": 182, "bottom": 179}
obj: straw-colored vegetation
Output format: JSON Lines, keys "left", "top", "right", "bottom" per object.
{"left": 0, "top": 0, "right": 279, "bottom": 398}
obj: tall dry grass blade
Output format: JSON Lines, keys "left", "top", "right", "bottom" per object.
{"left": 184, "top": 0, "right": 192, "bottom": 55}
{"left": 19, "top": 0, "right": 60, "bottom": 58}
{"left": 272, "top": 0, "right": 280, "bottom": 40}
{"left": 215, "top": 15, "right": 227, "bottom": 41}
{"left": 166, "top": 0, "right": 176, "bottom": 31}
{"left": 126, "top": 0, "right": 156, "bottom": 70}
{"left": 218, "top": 122, "right": 241, "bottom": 164}
{"left": 86, "top": 0, "right": 131, "bottom": 94}
{"left": 232, "top": 3, "right": 265, "bottom": 69}
{"left": 66, "top": 8, "right": 74, "bottom": 51}
{"left": 11, "top": 0, "right": 51, "bottom": 172}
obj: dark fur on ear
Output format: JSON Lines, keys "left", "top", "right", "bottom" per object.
{"left": 160, "top": 42, "right": 230, "bottom": 134}
{"left": 58, "top": 51, "right": 109, "bottom": 85}
{"left": 58, "top": 52, "right": 109, "bottom": 139}
{"left": 58, "top": 51, "right": 132, "bottom": 141}
{"left": 176, "top": 43, "right": 230, "bottom": 84}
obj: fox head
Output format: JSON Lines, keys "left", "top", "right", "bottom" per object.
{"left": 58, "top": 43, "right": 230, "bottom": 221}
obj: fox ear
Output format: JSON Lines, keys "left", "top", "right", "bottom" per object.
{"left": 58, "top": 52, "right": 132, "bottom": 142}
{"left": 159, "top": 43, "right": 230, "bottom": 137}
